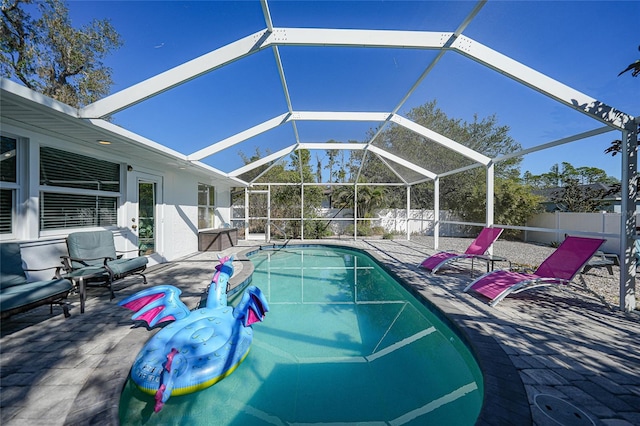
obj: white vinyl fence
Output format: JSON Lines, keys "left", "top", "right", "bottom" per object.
{"left": 235, "top": 204, "right": 627, "bottom": 255}
{"left": 525, "top": 212, "right": 623, "bottom": 255}
{"left": 375, "top": 209, "right": 625, "bottom": 255}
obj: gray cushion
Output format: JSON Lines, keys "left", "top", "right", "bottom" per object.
{"left": 0, "top": 279, "right": 72, "bottom": 312}
{"left": 0, "top": 243, "right": 28, "bottom": 289}
{"left": 67, "top": 231, "right": 117, "bottom": 268}
{"left": 107, "top": 256, "right": 148, "bottom": 276}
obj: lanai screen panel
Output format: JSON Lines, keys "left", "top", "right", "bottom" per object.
{"left": 371, "top": 122, "right": 477, "bottom": 177}
{"left": 108, "top": 50, "right": 290, "bottom": 173}
{"left": 358, "top": 154, "right": 407, "bottom": 184}
{"left": 278, "top": 46, "right": 440, "bottom": 113}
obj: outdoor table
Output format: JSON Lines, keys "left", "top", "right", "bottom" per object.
{"left": 471, "top": 254, "right": 511, "bottom": 277}
{"left": 63, "top": 268, "right": 110, "bottom": 313}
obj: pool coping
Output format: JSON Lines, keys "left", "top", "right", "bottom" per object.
{"left": 69, "top": 242, "right": 530, "bottom": 425}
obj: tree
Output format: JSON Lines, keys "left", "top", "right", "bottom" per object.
{"left": 351, "top": 100, "right": 538, "bottom": 234}
{"left": 604, "top": 44, "right": 639, "bottom": 191}
{"left": 324, "top": 144, "right": 339, "bottom": 182}
{"left": 576, "top": 166, "right": 618, "bottom": 185}
{"left": 460, "top": 178, "right": 543, "bottom": 238}
{"left": 524, "top": 162, "right": 618, "bottom": 189}
{"left": 617, "top": 45, "right": 640, "bottom": 77}
{"left": 1, "top": 0, "right": 122, "bottom": 107}
{"left": 550, "top": 178, "right": 609, "bottom": 212}
{"left": 237, "top": 147, "right": 324, "bottom": 238}
{"left": 355, "top": 100, "right": 523, "bottom": 209}
{"left": 331, "top": 181, "right": 385, "bottom": 236}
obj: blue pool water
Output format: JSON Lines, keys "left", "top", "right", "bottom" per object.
{"left": 119, "top": 245, "right": 483, "bottom": 425}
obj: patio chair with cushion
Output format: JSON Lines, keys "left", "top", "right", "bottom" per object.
{"left": 61, "top": 230, "right": 148, "bottom": 301}
{"left": 1, "top": 242, "right": 73, "bottom": 319}
{"left": 464, "top": 235, "right": 605, "bottom": 307}
{"left": 419, "top": 227, "right": 504, "bottom": 274}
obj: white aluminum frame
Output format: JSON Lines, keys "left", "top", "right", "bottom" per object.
{"left": 5, "top": 0, "right": 637, "bottom": 310}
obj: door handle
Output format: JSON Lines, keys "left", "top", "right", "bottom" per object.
{"left": 132, "top": 224, "right": 138, "bottom": 230}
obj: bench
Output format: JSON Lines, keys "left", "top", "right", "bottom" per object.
{"left": 1, "top": 243, "right": 72, "bottom": 319}
{"left": 582, "top": 251, "right": 618, "bottom": 275}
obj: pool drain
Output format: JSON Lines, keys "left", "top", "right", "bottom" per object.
{"left": 533, "top": 394, "right": 595, "bottom": 426}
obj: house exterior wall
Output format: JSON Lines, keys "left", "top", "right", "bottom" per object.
{"left": 1, "top": 122, "right": 232, "bottom": 272}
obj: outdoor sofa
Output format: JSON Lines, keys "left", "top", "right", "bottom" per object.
{"left": 1, "top": 242, "right": 73, "bottom": 319}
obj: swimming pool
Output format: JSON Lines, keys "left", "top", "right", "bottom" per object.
{"left": 119, "top": 245, "right": 483, "bottom": 424}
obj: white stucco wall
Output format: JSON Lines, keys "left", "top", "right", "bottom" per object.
{"left": 1, "top": 122, "right": 234, "bottom": 270}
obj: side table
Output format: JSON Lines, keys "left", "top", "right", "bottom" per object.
{"left": 63, "top": 268, "right": 109, "bottom": 313}
{"left": 471, "top": 254, "right": 511, "bottom": 277}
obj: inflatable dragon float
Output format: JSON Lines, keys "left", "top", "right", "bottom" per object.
{"left": 119, "top": 254, "right": 269, "bottom": 412}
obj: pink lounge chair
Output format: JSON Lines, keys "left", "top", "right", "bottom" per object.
{"left": 464, "top": 236, "right": 605, "bottom": 307}
{"left": 419, "top": 227, "right": 504, "bottom": 274}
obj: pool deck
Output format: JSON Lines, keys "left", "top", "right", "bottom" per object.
{"left": 1, "top": 239, "right": 639, "bottom": 425}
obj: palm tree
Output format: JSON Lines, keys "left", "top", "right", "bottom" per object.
{"left": 356, "top": 185, "right": 385, "bottom": 219}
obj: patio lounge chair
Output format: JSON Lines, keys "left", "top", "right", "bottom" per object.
{"left": 1, "top": 242, "right": 72, "bottom": 319}
{"left": 61, "top": 230, "right": 148, "bottom": 301}
{"left": 464, "top": 235, "right": 605, "bottom": 307}
{"left": 419, "top": 227, "right": 504, "bottom": 274}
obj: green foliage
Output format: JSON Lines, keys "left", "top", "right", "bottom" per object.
{"left": 617, "top": 45, "right": 639, "bottom": 77}
{"left": 493, "top": 180, "right": 544, "bottom": 235}
{"left": 549, "top": 178, "right": 610, "bottom": 212}
{"left": 1, "top": 0, "right": 123, "bottom": 107}
{"left": 355, "top": 100, "right": 524, "bottom": 211}
{"left": 344, "top": 223, "right": 373, "bottom": 237}
{"left": 332, "top": 182, "right": 385, "bottom": 220}
{"left": 323, "top": 142, "right": 350, "bottom": 183}
{"left": 240, "top": 100, "right": 546, "bottom": 234}
{"left": 370, "top": 226, "right": 385, "bottom": 235}
{"left": 523, "top": 162, "right": 618, "bottom": 188}
{"left": 237, "top": 147, "right": 324, "bottom": 238}
{"left": 303, "top": 219, "right": 332, "bottom": 239}
{"left": 449, "top": 176, "right": 544, "bottom": 239}
{"left": 523, "top": 162, "right": 615, "bottom": 212}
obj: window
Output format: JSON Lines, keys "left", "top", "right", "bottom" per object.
{"left": 40, "top": 146, "right": 120, "bottom": 230}
{"left": 198, "top": 183, "right": 215, "bottom": 229}
{"left": 0, "top": 135, "right": 17, "bottom": 235}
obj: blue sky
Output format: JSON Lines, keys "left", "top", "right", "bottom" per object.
{"left": 62, "top": 0, "right": 639, "bottom": 181}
